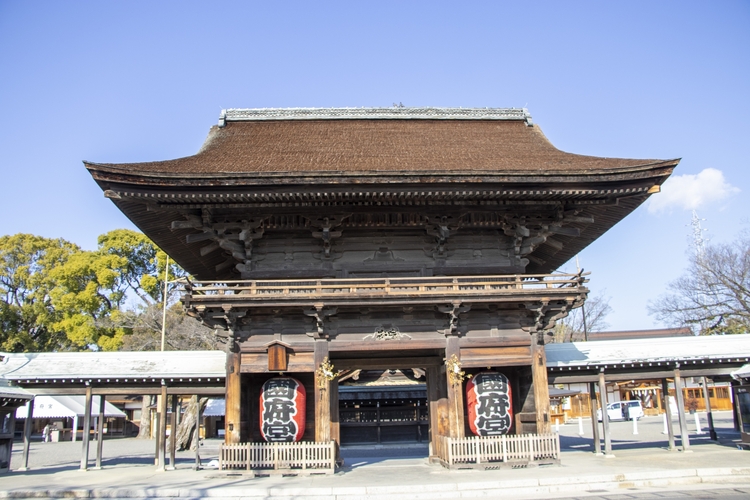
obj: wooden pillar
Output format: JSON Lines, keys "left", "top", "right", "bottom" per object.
{"left": 701, "top": 377, "right": 717, "bottom": 440}
{"left": 80, "top": 384, "right": 93, "bottom": 471}
{"left": 588, "top": 382, "right": 601, "bottom": 455}
{"left": 673, "top": 365, "right": 691, "bottom": 452}
{"left": 19, "top": 398, "right": 34, "bottom": 471}
{"left": 225, "top": 349, "right": 242, "bottom": 444}
{"left": 95, "top": 395, "right": 105, "bottom": 469}
{"left": 426, "top": 366, "right": 445, "bottom": 459}
{"left": 168, "top": 395, "right": 178, "bottom": 470}
{"left": 598, "top": 370, "right": 613, "bottom": 456}
{"left": 193, "top": 395, "right": 202, "bottom": 470}
{"left": 314, "top": 339, "right": 331, "bottom": 442}
{"left": 157, "top": 383, "right": 168, "bottom": 470}
{"left": 330, "top": 378, "right": 340, "bottom": 446}
{"left": 445, "top": 337, "right": 465, "bottom": 439}
{"left": 661, "top": 378, "right": 676, "bottom": 451}
{"left": 532, "top": 341, "right": 551, "bottom": 434}
{"left": 732, "top": 380, "right": 742, "bottom": 432}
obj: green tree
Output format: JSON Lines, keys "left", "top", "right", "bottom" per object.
{"left": 0, "top": 234, "right": 79, "bottom": 351}
{"left": 48, "top": 229, "right": 185, "bottom": 351}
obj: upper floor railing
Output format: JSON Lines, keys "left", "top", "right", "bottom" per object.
{"left": 184, "top": 273, "right": 588, "bottom": 302}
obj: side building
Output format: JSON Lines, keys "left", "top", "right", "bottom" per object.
{"left": 85, "top": 107, "right": 677, "bottom": 458}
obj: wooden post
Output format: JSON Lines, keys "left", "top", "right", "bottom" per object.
{"left": 168, "top": 395, "right": 178, "bottom": 470}
{"left": 80, "top": 383, "right": 93, "bottom": 471}
{"left": 330, "top": 376, "right": 340, "bottom": 459}
{"left": 157, "top": 383, "right": 168, "bottom": 470}
{"left": 225, "top": 348, "right": 242, "bottom": 444}
{"left": 19, "top": 398, "right": 34, "bottom": 471}
{"left": 532, "top": 341, "right": 551, "bottom": 434}
{"left": 426, "top": 366, "right": 445, "bottom": 460}
{"left": 95, "top": 395, "right": 105, "bottom": 469}
{"left": 598, "top": 370, "right": 613, "bottom": 456}
{"left": 314, "top": 339, "right": 331, "bottom": 442}
{"left": 701, "top": 377, "right": 717, "bottom": 440}
{"left": 673, "top": 365, "right": 691, "bottom": 452}
{"left": 445, "top": 337, "right": 465, "bottom": 439}
{"left": 588, "top": 382, "right": 601, "bottom": 455}
{"left": 193, "top": 395, "right": 202, "bottom": 470}
{"left": 661, "top": 378, "right": 676, "bottom": 451}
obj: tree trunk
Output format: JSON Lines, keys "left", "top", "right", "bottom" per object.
{"left": 169, "top": 395, "right": 207, "bottom": 451}
{"left": 137, "top": 395, "right": 152, "bottom": 439}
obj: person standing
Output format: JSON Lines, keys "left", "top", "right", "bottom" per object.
{"left": 42, "top": 423, "right": 51, "bottom": 443}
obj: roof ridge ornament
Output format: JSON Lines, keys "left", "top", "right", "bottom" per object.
{"left": 218, "top": 107, "right": 533, "bottom": 127}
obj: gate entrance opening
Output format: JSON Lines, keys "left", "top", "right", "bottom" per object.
{"left": 339, "top": 369, "right": 428, "bottom": 445}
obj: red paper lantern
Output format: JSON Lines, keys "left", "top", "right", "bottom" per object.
{"left": 466, "top": 371, "right": 513, "bottom": 436}
{"left": 259, "top": 377, "right": 306, "bottom": 442}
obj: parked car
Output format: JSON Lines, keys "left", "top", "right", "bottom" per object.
{"left": 596, "top": 400, "right": 644, "bottom": 421}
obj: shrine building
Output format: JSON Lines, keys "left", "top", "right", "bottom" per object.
{"left": 85, "top": 107, "right": 678, "bottom": 464}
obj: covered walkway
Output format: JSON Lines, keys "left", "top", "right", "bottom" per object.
{"left": 546, "top": 334, "right": 750, "bottom": 456}
{"left": 0, "top": 350, "right": 225, "bottom": 472}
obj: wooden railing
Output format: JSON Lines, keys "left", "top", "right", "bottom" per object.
{"left": 437, "top": 433, "right": 560, "bottom": 469}
{"left": 219, "top": 441, "right": 335, "bottom": 474}
{"left": 185, "top": 273, "right": 588, "bottom": 301}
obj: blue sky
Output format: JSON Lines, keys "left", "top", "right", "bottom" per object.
{"left": 1, "top": 1, "right": 748, "bottom": 331}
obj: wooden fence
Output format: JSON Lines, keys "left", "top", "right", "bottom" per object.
{"left": 437, "top": 433, "right": 560, "bottom": 469}
{"left": 219, "top": 441, "right": 336, "bottom": 474}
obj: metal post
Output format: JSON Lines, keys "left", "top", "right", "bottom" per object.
{"left": 673, "top": 365, "right": 691, "bottom": 452}
{"left": 598, "top": 370, "right": 613, "bottom": 456}
{"left": 80, "top": 383, "right": 93, "bottom": 471}
{"left": 19, "top": 398, "right": 34, "bottom": 471}
{"left": 588, "top": 382, "right": 601, "bottom": 455}
{"left": 701, "top": 376, "right": 717, "bottom": 440}
{"left": 661, "top": 378, "right": 675, "bottom": 451}
{"left": 95, "top": 395, "right": 105, "bottom": 469}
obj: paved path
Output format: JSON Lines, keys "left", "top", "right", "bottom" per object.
{"left": 2, "top": 411, "right": 749, "bottom": 499}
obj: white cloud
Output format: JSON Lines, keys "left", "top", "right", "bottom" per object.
{"left": 647, "top": 168, "right": 740, "bottom": 213}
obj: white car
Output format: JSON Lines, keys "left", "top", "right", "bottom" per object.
{"left": 596, "top": 401, "right": 644, "bottom": 421}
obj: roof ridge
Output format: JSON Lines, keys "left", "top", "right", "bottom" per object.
{"left": 219, "top": 107, "right": 533, "bottom": 126}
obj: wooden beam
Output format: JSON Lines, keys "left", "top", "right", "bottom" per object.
{"left": 11, "top": 385, "right": 225, "bottom": 396}
{"left": 548, "top": 366, "right": 740, "bottom": 384}
{"left": 335, "top": 357, "right": 441, "bottom": 370}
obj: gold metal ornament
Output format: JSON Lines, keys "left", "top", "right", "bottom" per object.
{"left": 446, "top": 354, "right": 471, "bottom": 386}
{"left": 316, "top": 356, "right": 342, "bottom": 388}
